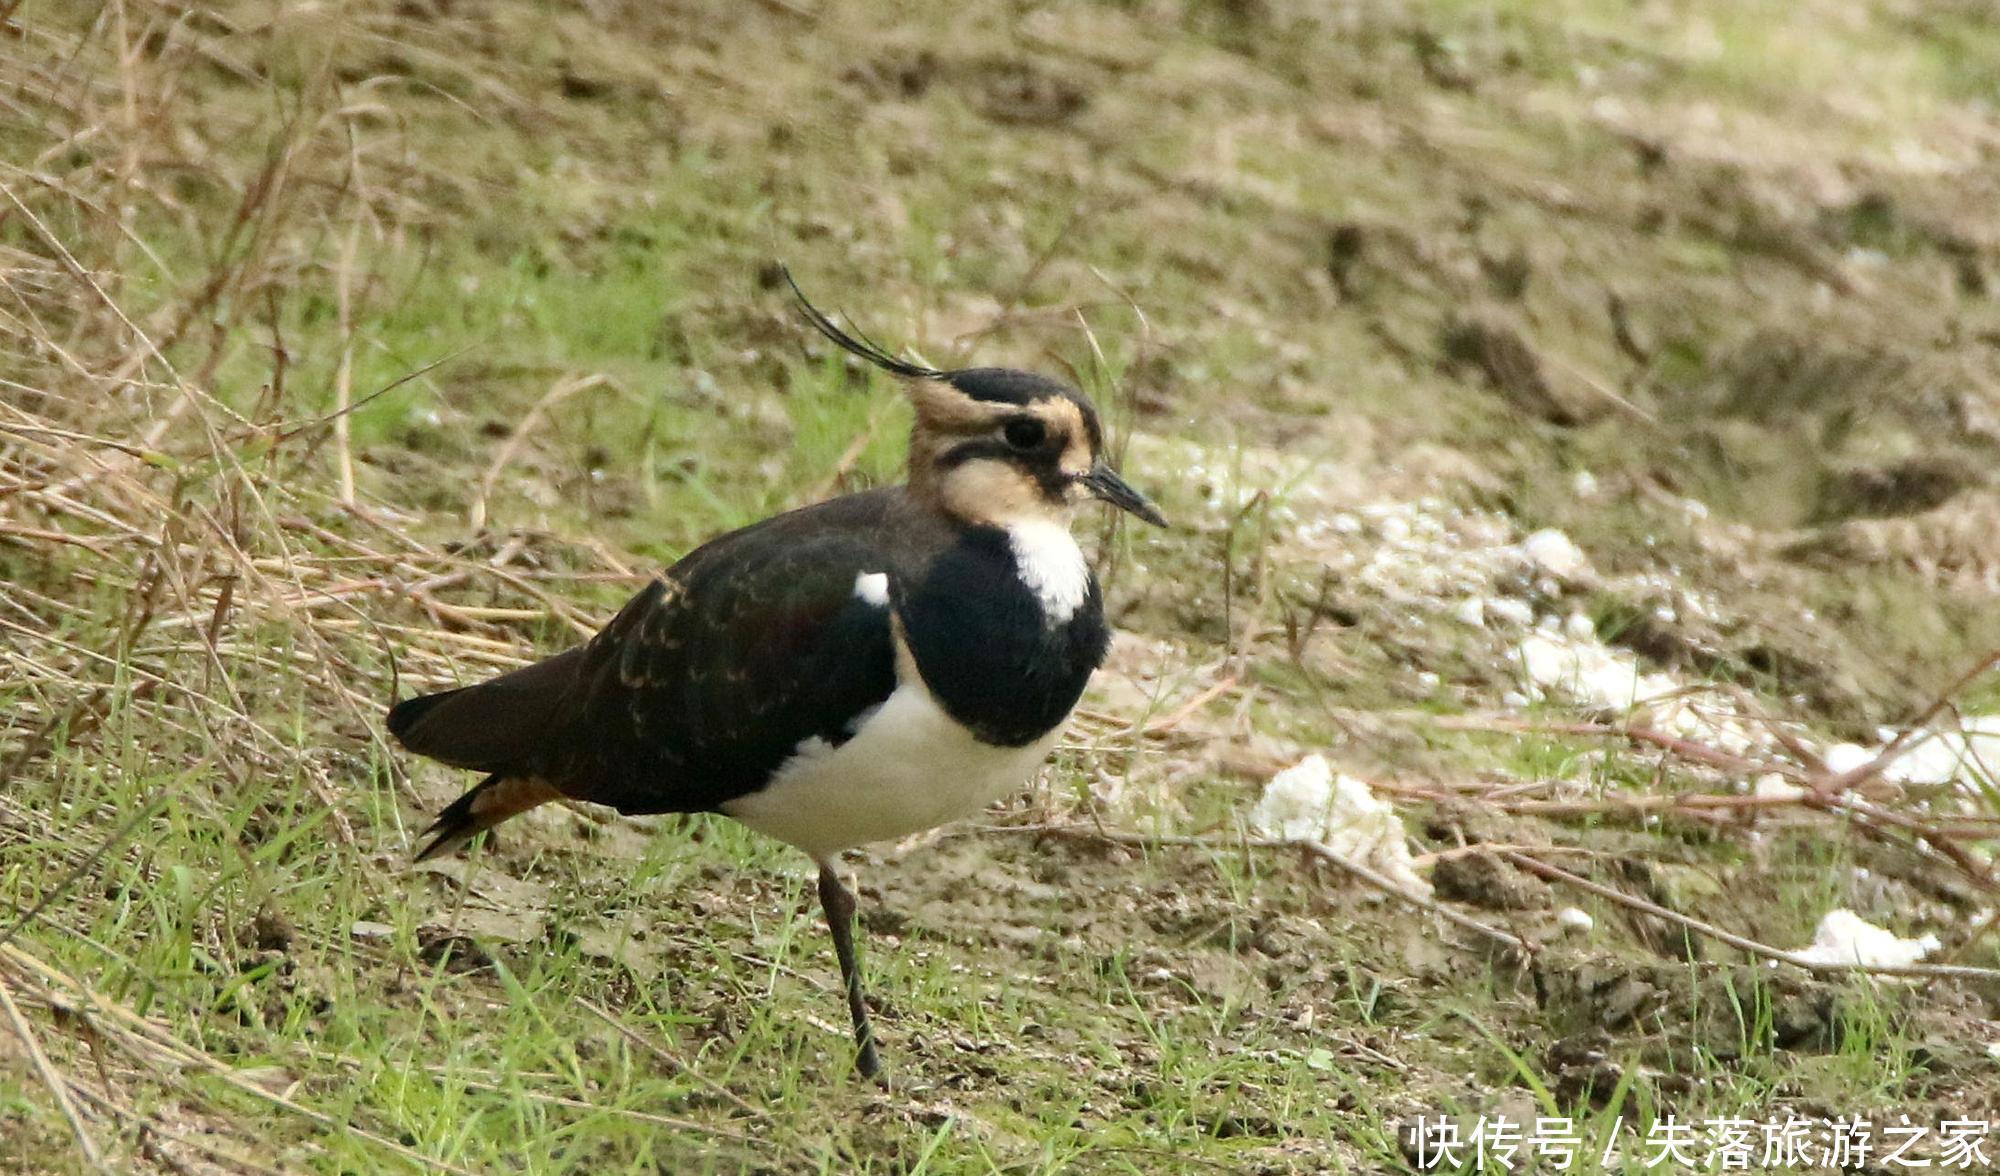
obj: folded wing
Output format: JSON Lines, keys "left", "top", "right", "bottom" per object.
{"left": 389, "top": 493, "right": 910, "bottom": 816}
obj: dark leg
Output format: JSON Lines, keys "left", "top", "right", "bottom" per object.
{"left": 816, "top": 863, "right": 883, "bottom": 1080}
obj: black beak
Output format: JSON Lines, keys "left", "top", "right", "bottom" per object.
{"left": 1079, "top": 463, "right": 1168, "bottom": 527}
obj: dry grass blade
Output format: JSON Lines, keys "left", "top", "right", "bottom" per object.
{"left": 0, "top": 943, "right": 483, "bottom": 1175}
{"left": 1137, "top": 672, "right": 1240, "bottom": 736}
{"left": 450, "top": 1077, "right": 776, "bottom": 1152}
{"left": 574, "top": 998, "right": 783, "bottom": 1130}
{"left": 0, "top": 791, "right": 170, "bottom": 952}
{"left": 0, "top": 17, "right": 647, "bottom": 1164}
{"left": 332, "top": 214, "right": 363, "bottom": 506}
{"left": 0, "top": 972, "right": 104, "bottom": 1169}
{"left": 467, "top": 373, "right": 613, "bottom": 534}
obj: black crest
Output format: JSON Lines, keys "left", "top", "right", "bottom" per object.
{"left": 782, "top": 266, "right": 1079, "bottom": 409}
{"left": 783, "top": 266, "right": 943, "bottom": 381}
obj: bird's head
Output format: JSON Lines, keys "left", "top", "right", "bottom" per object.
{"left": 787, "top": 271, "right": 1167, "bottom": 532}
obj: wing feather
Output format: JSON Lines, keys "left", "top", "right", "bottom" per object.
{"left": 552, "top": 499, "right": 909, "bottom": 814}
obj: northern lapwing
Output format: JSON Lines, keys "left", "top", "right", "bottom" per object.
{"left": 386, "top": 271, "right": 1165, "bottom": 1079}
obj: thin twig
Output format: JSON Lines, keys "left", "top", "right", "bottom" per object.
{"left": 1297, "top": 836, "right": 1533, "bottom": 955}
{"left": 1817, "top": 649, "right": 2000, "bottom": 798}
{"left": 1495, "top": 850, "right": 2000, "bottom": 982}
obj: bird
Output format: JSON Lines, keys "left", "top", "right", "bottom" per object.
{"left": 385, "top": 269, "right": 1166, "bottom": 1079}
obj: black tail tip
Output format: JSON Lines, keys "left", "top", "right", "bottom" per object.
{"left": 411, "top": 781, "right": 485, "bottom": 862}
{"left": 387, "top": 688, "right": 459, "bottom": 745}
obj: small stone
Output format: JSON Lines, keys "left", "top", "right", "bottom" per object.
{"left": 1754, "top": 773, "right": 1804, "bottom": 800}
{"left": 1520, "top": 529, "right": 1588, "bottom": 579}
{"left": 1822, "top": 743, "right": 1874, "bottom": 775}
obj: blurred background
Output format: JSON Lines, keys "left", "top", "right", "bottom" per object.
{"left": 4, "top": 1, "right": 1999, "bottom": 1171}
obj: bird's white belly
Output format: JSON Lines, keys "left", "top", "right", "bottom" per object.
{"left": 722, "top": 682, "right": 1063, "bottom": 862}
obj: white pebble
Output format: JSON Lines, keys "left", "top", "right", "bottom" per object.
{"left": 1754, "top": 773, "right": 1804, "bottom": 800}
{"left": 1487, "top": 598, "right": 1535, "bottom": 627}
{"left": 1455, "top": 597, "right": 1487, "bottom": 627}
{"left": 1520, "top": 529, "right": 1588, "bottom": 579}
{"left": 1563, "top": 612, "right": 1595, "bottom": 641}
{"left": 1556, "top": 907, "right": 1595, "bottom": 934}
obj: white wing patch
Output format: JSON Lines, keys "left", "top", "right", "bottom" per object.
{"left": 853, "top": 571, "right": 890, "bottom": 607}
{"left": 1008, "top": 520, "right": 1090, "bottom": 623}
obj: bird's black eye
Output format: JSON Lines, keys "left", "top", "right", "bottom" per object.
{"left": 1003, "top": 418, "right": 1046, "bottom": 451}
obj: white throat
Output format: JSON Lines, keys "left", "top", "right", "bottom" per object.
{"left": 1008, "top": 519, "right": 1090, "bottom": 623}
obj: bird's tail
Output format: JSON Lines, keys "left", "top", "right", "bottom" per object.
{"left": 388, "top": 649, "right": 584, "bottom": 860}
{"left": 386, "top": 647, "right": 583, "bottom": 771}
{"left": 413, "top": 773, "right": 561, "bottom": 861}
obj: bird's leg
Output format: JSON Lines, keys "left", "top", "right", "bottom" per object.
{"left": 816, "top": 863, "right": 883, "bottom": 1080}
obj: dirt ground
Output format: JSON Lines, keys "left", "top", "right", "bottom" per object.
{"left": 4, "top": 1, "right": 2000, "bottom": 1172}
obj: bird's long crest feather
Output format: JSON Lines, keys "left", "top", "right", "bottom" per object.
{"left": 782, "top": 266, "right": 944, "bottom": 381}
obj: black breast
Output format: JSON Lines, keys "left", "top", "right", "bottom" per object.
{"left": 897, "top": 527, "right": 1110, "bottom": 747}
